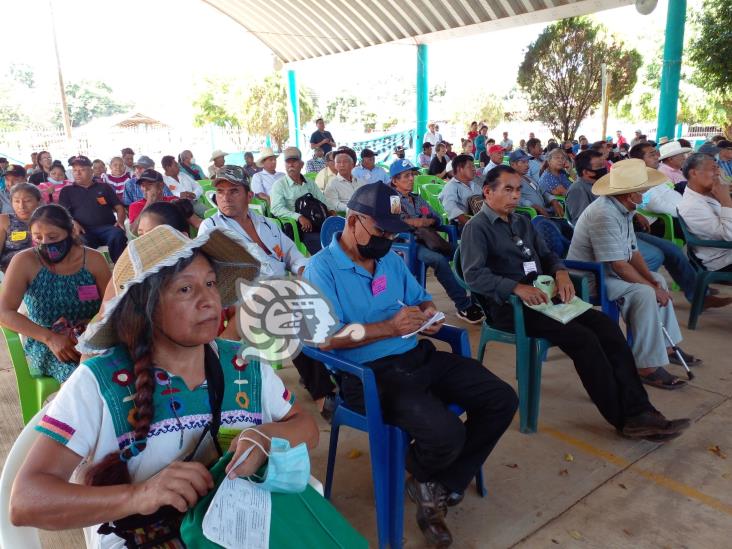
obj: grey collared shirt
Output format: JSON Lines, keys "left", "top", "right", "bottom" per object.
{"left": 519, "top": 174, "right": 554, "bottom": 209}
{"left": 461, "top": 203, "right": 564, "bottom": 305}
{"left": 398, "top": 191, "right": 440, "bottom": 223}
{"left": 567, "top": 196, "right": 638, "bottom": 271}
{"left": 438, "top": 177, "right": 482, "bottom": 221}
{"left": 565, "top": 177, "right": 596, "bottom": 224}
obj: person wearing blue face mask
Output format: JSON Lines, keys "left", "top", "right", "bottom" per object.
{"left": 304, "top": 183, "right": 518, "bottom": 547}
{"left": 0, "top": 204, "right": 111, "bottom": 382}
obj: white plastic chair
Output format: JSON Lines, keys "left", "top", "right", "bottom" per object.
{"left": 0, "top": 405, "right": 45, "bottom": 549}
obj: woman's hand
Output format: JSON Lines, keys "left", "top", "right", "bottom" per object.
{"left": 226, "top": 432, "right": 269, "bottom": 479}
{"left": 46, "top": 331, "right": 81, "bottom": 363}
{"left": 131, "top": 461, "right": 213, "bottom": 515}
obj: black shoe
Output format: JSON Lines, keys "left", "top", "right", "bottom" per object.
{"left": 644, "top": 431, "right": 683, "bottom": 443}
{"left": 457, "top": 304, "right": 485, "bottom": 324}
{"left": 622, "top": 411, "right": 690, "bottom": 438}
{"left": 406, "top": 476, "right": 453, "bottom": 548}
{"left": 445, "top": 491, "right": 464, "bottom": 507}
{"left": 319, "top": 394, "right": 337, "bottom": 423}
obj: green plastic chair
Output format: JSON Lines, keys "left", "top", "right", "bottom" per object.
{"left": 452, "top": 245, "right": 589, "bottom": 433}
{"left": 420, "top": 184, "right": 449, "bottom": 224}
{"left": 418, "top": 168, "right": 429, "bottom": 175}
{"left": 271, "top": 217, "right": 309, "bottom": 257}
{"left": 1, "top": 326, "right": 60, "bottom": 424}
{"left": 515, "top": 206, "right": 538, "bottom": 219}
{"left": 413, "top": 174, "right": 440, "bottom": 194}
{"left": 204, "top": 207, "right": 218, "bottom": 219}
{"left": 677, "top": 213, "right": 732, "bottom": 329}
{"left": 249, "top": 196, "right": 270, "bottom": 217}
{"left": 637, "top": 208, "right": 684, "bottom": 248}
{"left": 304, "top": 172, "right": 317, "bottom": 182}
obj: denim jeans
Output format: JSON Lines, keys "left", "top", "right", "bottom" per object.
{"left": 636, "top": 232, "right": 695, "bottom": 302}
{"left": 82, "top": 224, "right": 128, "bottom": 262}
{"left": 417, "top": 244, "right": 471, "bottom": 310}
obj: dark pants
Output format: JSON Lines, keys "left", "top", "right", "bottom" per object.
{"left": 292, "top": 353, "right": 335, "bottom": 400}
{"left": 83, "top": 224, "right": 127, "bottom": 262}
{"left": 490, "top": 303, "right": 654, "bottom": 429}
{"left": 282, "top": 221, "right": 322, "bottom": 255}
{"left": 341, "top": 340, "right": 518, "bottom": 493}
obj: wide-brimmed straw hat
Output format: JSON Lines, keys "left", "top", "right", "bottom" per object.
{"left": 255, "top": 147, "right": 278, "bottom": 167}
{"left": 659, "top": 141, "right": 692, "bottom": 160}
{"left": 592, "top": 158, "right": 668, "bottom": 196}
{"left": 77, "top": 225, "right": 260, "bottom": 353}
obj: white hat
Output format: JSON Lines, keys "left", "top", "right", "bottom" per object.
{"left": 592, "top": 159, "right": 668, "bottom": 196}
{"left": 659, "top": 141, "right": 692, "bottom": 161}
{"left": 210, "top": 149, "right": 228, "bottom": 161}
{"left": 255, "top": 147, "right": 278, "bottom": 167}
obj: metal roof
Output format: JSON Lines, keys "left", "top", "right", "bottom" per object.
{"left": 202, "top": 0, "right": 633, "bottom": 63}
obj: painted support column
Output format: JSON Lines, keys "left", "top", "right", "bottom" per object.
{"left": 416, "top": 44, "right": 429, "bottom": 162}
{"left": 656, "top": 0, "right": 686, "bottom": 142}
{"left": 286, "top": 69, "right": 301, "bottom": 150}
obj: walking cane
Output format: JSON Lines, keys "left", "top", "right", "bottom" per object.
{"left": 661, "top": 324, "right": 694, "bottom": 380}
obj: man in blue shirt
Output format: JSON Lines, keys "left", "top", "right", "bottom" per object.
{"left": 717, "top": 140, "right": 732, "bottom": 182}
{"left": 304, "top": 183, "right": 517, "bottom": 547}
{"left": 310, "top": 118, "right": 335, "bottom": 155}
{"left": 352, "top": 148, "right": 388, "bottom": 184}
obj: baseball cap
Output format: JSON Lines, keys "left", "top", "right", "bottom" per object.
{"left": 5, "top": 164, "right": 26, "bottom": 178}
{"left": 488, "top": 145, "right": 505, "bottom": 154}
{"left": 347, "top": 184, "right": 410, "bottom": 234}
{"left": 394, "top": 145, "right": 405, "bottom": 152}
{"left": 717, "top": 140, "right": 732, "bottom": 150}
{"left": 282, "top": 147, "right": 302, "bottom": 161}
{"left": 133, "top": 155, "right": 155, "bottom": 169}
{"left": 361, "top": 148, "right": 376, "bottom": 159}
{"left": 508, "top": 149, "right": 530, "bottom": 163}
{"left": 389, "top": 159, "right": 419, "bottom": 179}
{"left": 69, "top": 155, "right": 92, "bottom": 167}
{"left": 136, "top": 169, "right": 164, "bottom": 185}
{"left": 213, "top": 165, "right": 250, "bottom": 188}
{"left": 698, "top": 142, "right": 720, "bottom": 155}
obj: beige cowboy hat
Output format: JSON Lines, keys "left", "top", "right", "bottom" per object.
{"left": 659, "top": 141, "right": 692, "bottom": 161}
{"left": 592, "top": 158, "right": 668, "bottom": 196}
{"left": 255, "top": 147, "right": 278, "bottom": 167}
{"left": 210, "top": 149, "right": 228, "bottom": 161}
{"left": 77, "top": 225, "right": 260, "bottom": 353}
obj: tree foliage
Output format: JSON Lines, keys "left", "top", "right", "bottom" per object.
{"left": 517, "top": 17, "right": 641, "bottom": 140}
{"left": 450, "top": 92, "right": 504, "bottom": 130}
{"left": 56, "top": 80, "right": 130, "bottom": 127}
{"left": 688, "top": 0, "right": 732, "bottom": 136}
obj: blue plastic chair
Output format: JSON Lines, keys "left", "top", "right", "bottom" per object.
{"left": 302, "top": 325, "right": 486, "bottom": 549}
{"left": 677, "top": 213, "right": 732, "bottom": 329}
{"left": 320, "top": 215, "right": 346, "bottom": 248}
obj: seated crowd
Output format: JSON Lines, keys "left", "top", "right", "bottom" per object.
{"left": 0, "top": 123, "right": 730, "bottom": 548}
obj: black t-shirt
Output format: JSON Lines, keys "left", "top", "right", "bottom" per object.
{"left": 58, "top": 181, "right": 120, "bottom": 229}
{"left": 428, "top": 156, "right": 447, "bottom": 176}
{"left": 310, "top": 130, "right": 334, "bottom": 154}
{"left": 28, "top": 170, "right": 49, "bottom": 185}
{"left": 479, "top": 151, "right": 490, "bottom": 167}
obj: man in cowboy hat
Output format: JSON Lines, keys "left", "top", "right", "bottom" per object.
{"left": 657, "top": 141, "right": 692, "bottom": 188}
{"left": 424, "top": 122, "right": 440, "bottom": 147}
{"left": 567, "top": 159, "right": 709, "bottom": 390}
{"left": 208, "top": 150, "right": 228, "bottom": 178}
{"left": 250, "top": 147, "right": 285, "bottom": 203}
{"left": 462, "top": 164, "right": 689, "bottom": 437}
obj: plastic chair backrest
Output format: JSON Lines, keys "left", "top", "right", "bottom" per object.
{"left": 304, "top": 172, "right": 317, "bottom": 182}
{"left": 320, "top": 216, "right": 346, "bottom": 248}
{"left": 0, "top": 405, "right": 45, "bottom": 549}
{"left": 531, "top": 216, "right": 570, "bottom": 258}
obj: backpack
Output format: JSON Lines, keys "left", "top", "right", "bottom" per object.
{"left": 295, "top": 193, "right": 329, "bottom": 230}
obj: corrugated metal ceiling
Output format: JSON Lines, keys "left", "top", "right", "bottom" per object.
{"left": 201, "top": 0, "right": 633, "bottom": 63}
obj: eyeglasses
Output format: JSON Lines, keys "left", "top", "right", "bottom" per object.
{"left": 357, "top": 215, "right": 397, "bottom": 241}
{"left": 512, "top": 235, "right": 533, "bottom": 259}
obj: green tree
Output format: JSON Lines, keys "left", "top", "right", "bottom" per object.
{"left": 688, "top": 0, "right": 732, "bottom": 137}
{"left": 517, "top": 17, "right": 641, "bottom": 140}
{"left": 240, "top": 73, "right": 315, "bottom": 149}
{"left": 193, "top": 79, "right": 242, "bottom": 128}
{"left": 324, "top": 95, "right": 363, "bottom": 124}
{"left": 450, "top": 93, "right": 504, "bottom": 130}
{"left": 55, "top": 80, "right": 130, "bottom": 127}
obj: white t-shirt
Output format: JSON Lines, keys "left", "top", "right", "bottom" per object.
{"left": 35, "top": 339, "right": 293, "bottom": 549}
{"left": 163, "top": 171, "right": 203, "bottom": 199}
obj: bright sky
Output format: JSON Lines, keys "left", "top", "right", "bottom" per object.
{"left": 4, "top": 0, "right": 689, "bottom": 129}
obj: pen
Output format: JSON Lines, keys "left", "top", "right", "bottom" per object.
{"left": 397, "top": 299, "right": 408, "bottom": 308}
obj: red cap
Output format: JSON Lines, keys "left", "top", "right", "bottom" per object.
{"left": 488, "top": 145, "right": 505, "bottom": 154}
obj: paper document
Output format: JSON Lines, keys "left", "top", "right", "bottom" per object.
{"left": 402, "top": 311, "right": 445, "bottom": 338}
{"left": 525, "top": 296, "right": 592, "bottom": 324}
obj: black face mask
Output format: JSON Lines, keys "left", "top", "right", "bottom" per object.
{"left": 355, "top": 217, "right": 393, "bottom": 259}
{"left": 588, "top": 167, "right": 608, "bottom": 180}
{"left": 37, "top": 235, "right": 73, "bottom": 263}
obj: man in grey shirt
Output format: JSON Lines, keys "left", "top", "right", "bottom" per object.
{"left": 438, "top": 154, "right": 482, "bottom": 227}
{"left": 567, "top": 159, "right": 702, "bottom": 390}
{"left": 461, "top": 164, "right": 689, "bottom": 441}
{"left": 566, "top": 150, "right": 607, "bottom": 224}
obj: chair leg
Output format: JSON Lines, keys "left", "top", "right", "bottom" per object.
{"left": 688, "top": 276, "right": 709, "bottom": 330}
{"left": 527, "top": 340, "right": 546, "bottom": 434}
{"left": 516, "top": 338, "right": 532, "bottom": 434}
{"left": 388, "top": 429, "right": 407, "bottom": 549}
{"left": 475, "top": 466, "right": 487, "bottom": 497}
{"left": 324, "top": 414, "right": 341, "bottom": 500}
{"left": 367, "top": 425, "right": 393, "bottom": 549}
{"left": 477, "top": 328, "right": 490, "bottom": 364}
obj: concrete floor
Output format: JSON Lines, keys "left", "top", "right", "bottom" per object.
{"left": 1, "top": 274, "right": 731, "bottom": 548}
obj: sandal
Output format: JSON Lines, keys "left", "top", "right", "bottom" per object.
{"left": 640, "top": 367, "right": 687, "bottom": 390}
{"left": 668, "top": 347, "right": 702, "bottom": 367}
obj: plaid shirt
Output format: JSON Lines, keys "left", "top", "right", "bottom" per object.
{"left": 306, "top": 157, "right": 326, "bottom": 174}
{"left": 398, "top": 191, "right": 440, "bottom": 223}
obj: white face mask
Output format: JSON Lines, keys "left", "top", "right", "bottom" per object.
{"left": 47, "top": 177, "right": 63, "bottom": 185}
{"left": 630, "top": 193, "right": 643, "bottom": 205}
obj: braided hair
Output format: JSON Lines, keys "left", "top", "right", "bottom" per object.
{"left": 84, "top": 252, "right": 203, "bottom": 486}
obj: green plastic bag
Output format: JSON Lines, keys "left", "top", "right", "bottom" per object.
{"left": 180, "top": 452, "right": 368, "bottom": 549}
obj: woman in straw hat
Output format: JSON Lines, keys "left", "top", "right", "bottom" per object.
{"left": 10, "top": 225, "right": 318, "bottom": 547}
